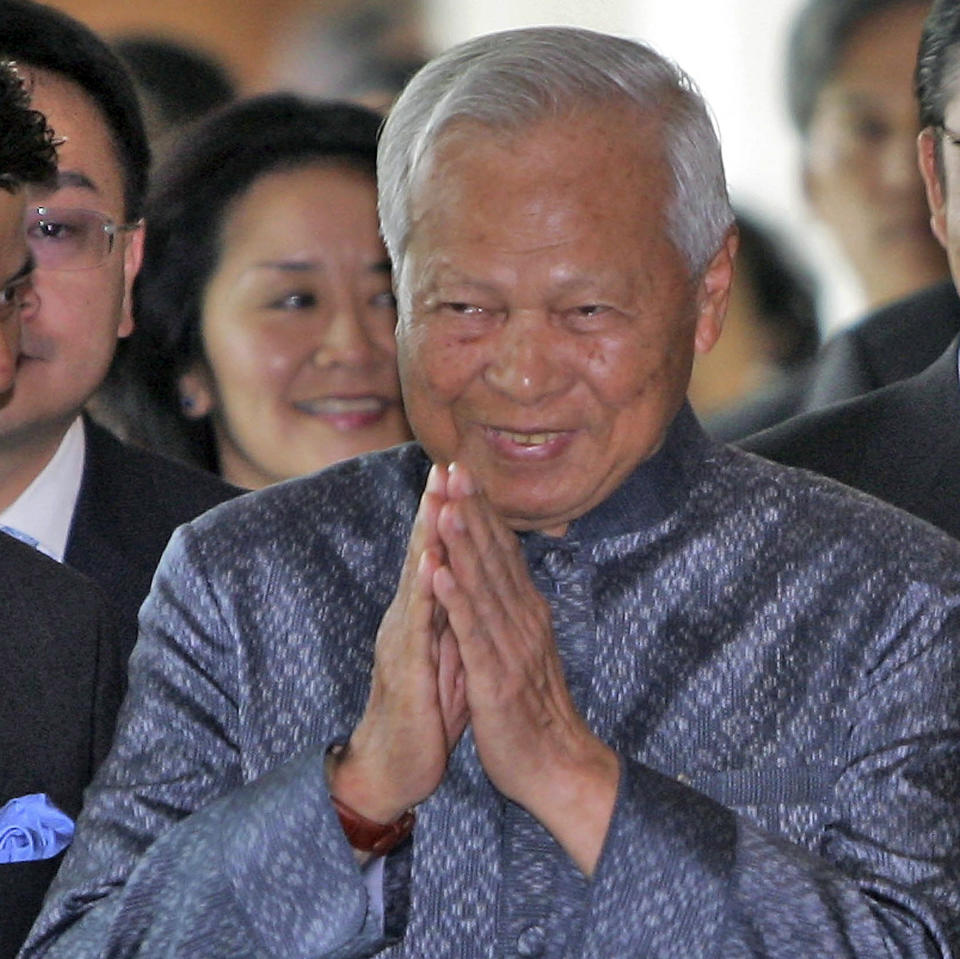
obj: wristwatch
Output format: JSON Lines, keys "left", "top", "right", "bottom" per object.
{"left": 331, "top": 796, "right": 415, "bottom": 856}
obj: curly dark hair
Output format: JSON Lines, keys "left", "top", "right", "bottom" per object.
{"left": 0, "top": 59, "right": 56, "bottom": 191}
{"left": 0, "top": 0, "right": 149, "bottom": 220}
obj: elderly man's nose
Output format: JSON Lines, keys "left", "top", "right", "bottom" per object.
{"left": 485, "top": 317, "right": 570, "bottom": 400}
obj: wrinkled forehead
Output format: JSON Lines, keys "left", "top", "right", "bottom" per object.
{"left": 408, "top": 105, "right": 666, "bottom": 215}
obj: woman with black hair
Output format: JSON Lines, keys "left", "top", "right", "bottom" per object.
{"left": 104, "top": 94, "right": 410, "bottom": 489}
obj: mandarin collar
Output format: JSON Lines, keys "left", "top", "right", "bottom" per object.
{"left": 520, "top": 401, "right": 710, "bottom": 554}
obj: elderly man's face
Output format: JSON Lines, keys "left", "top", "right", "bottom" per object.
{"left": 397, "top": 107, "right": 733, "bottom": 535}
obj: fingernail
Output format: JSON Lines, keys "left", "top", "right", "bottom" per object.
{"left": 449, "top": 461, "right": 475, "bottom": 495}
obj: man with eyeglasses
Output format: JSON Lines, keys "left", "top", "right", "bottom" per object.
{"left": 744, "top": 0, "right": 960, "bottom": 543}
{"left": 0, "top": 1, "right": 236, "bottom": 638}
{"left": 0, "top": 59, "right": 133, "bottom": 959}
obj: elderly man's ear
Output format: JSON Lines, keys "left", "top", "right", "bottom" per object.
{"left": 693, "top": 226, "right": 738, "bottom": 355}
{"left": 918, "top": 129, "right": 950, "bottom": 250}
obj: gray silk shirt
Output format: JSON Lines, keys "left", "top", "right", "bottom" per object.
{"left": 21, "top": 406, "right": 960, "bottom": 958}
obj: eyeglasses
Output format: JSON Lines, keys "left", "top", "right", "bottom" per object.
{"left": 24, "top": 206, "right": 141, "bottom": 272}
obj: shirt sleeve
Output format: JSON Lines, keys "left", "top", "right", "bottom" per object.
{"left": 21, "top": 524, "right": 395, "bottom": 959}
{"left": 570, "top": 601, "right": 960, "bottom": 959}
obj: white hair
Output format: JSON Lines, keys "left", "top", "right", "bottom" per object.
{"left": 378, "top": 25, "right": 734, "bottom": 297}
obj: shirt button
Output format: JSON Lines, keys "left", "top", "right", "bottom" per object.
{"left": 517, "top": 923, "right": 546, "bottom": 957}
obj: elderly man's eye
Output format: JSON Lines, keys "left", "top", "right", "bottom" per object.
{"left": 444, "top": 302, "right": 485, "bottom": 315}
{"left": 565, "top": 304, "right": 612, "bottom": 328}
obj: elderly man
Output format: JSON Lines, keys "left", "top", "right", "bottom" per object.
{"left": 24, "top": 27, "right": 960, "bottom": 959}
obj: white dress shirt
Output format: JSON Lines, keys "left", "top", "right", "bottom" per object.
{"left": 0, "top": 416, "right": 85, "bottom": 562}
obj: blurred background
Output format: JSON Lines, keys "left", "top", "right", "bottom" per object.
{"left": 45, "top": 0, "right": 861, "bottom": 335}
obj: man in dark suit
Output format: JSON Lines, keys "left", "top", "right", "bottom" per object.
{"left": 743, "top": 1, "right": 960, "bottom": 540}
{"left": 0, "top": 55, "right": 129, "bottom": 958}
{"left": 0, "top": 534, "right": 127, "bottom": 958}
{"left": 716, "top": 0, "right": 956, "bottom": 433}
{"left": 743, "top": 333, "right": 960, "bottom": 538}
{"left": 0, "top": 2, "right": 235, "bottom": 639}
{"left": 796, "top": 279, "right": 960, "bottom": 410}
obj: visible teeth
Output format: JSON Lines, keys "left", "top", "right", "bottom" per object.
{"left": 499, "top": 429, "right": 559, "bottom": 446}
{"left": 296, "top": 396, "right": 386, "bottom": 415}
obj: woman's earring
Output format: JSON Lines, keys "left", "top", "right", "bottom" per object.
{"left": 180, "top": 394, "right": 196, "bottom": 414}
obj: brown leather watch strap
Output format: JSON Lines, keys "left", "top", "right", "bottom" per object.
{"left": 331, "top": 796, "right": 415, "bottom": 856}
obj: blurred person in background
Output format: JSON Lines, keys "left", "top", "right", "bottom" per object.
{"left": 104, "top": 94, "right": 410, "bottom": 490}
{"left": 744, "top": 0, "right": 960, "bottom": 542}
{"left": 112, "top": 35, "right": 236, "bottom": 165}
{"left": 689, "top": 209, "right": 820, "bottom": 440}
{"left": 787, "top": 0, "right": 960, "bottom": 409}
{"left": 790, "top": 0, "right": 946, "bottom": 311}
{"left": 268, "top": 0, "right": 429, "bottom": 111}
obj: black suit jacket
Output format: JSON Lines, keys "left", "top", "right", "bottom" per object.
{"left": 801, "top": 280, "right": 960, "bottom": 410}
{"left": 0, "top": 534, "right": 127, "bottom": 958}
{"left": 741, "top": 335, "right": 960, "bottom": 540}
{"left": 64, "top": 418, "right": 238, "bottom": 647}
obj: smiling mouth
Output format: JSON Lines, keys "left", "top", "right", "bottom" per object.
{"left": 494, "top": 428, "right": 565, "bottom": 446}
{"left": 293, "top": 396, "right": 391, "bottom": 416}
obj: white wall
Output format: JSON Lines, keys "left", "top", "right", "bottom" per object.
{"left": 422, "top": 0, "right": 867, "bottom": 332}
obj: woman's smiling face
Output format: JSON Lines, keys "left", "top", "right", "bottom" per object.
{"left": 186, "top": 163, "right": 410, "bottom": 489}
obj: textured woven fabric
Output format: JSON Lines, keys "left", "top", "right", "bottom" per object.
{"left": 22, "top": 407, "right": 960, "bottom": 958}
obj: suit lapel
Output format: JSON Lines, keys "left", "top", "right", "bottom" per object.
{"left": 883, "top": 337, "right": 960, "bottom": 534}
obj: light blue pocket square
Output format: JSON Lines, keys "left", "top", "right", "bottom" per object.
{"left": 0, "top": 793, "right": 74, "bottom": 863}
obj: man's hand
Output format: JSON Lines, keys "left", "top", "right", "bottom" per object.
{"left": 432, "top": 463, "right": 620, "bottom": 876}
{"left": 329, "top": 465, "right": 468, "bottom": 825}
